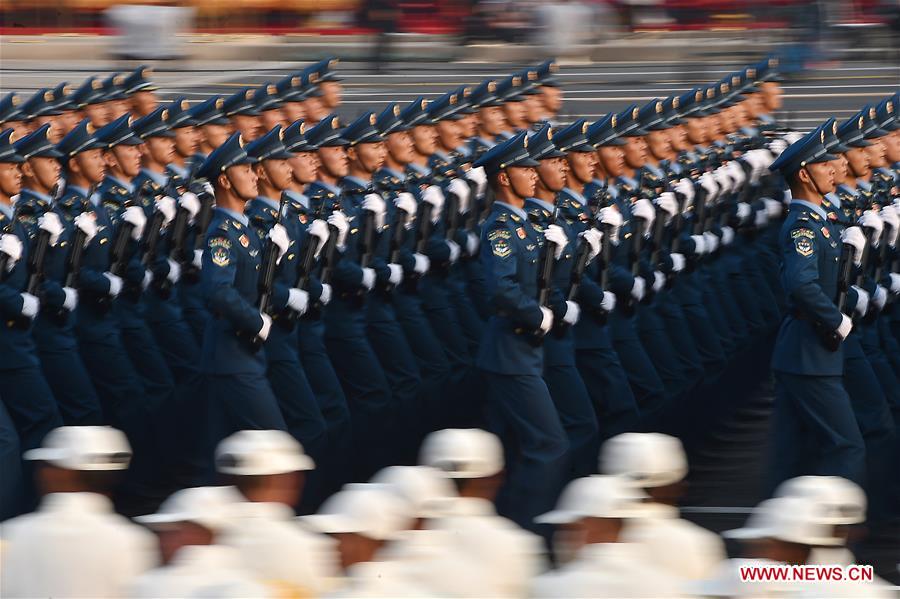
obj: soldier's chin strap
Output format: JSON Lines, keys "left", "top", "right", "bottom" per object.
{"left": 224, "top": 170, "right": 255, "bottom": 202}
{"left": 803, "top": 166, "right": 826, "bottom": 200}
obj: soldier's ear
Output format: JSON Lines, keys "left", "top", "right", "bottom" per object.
{"left": 20, "top": 160, "right": 35, "bottom": 180}
{"left": 217, "top": 172, "right": 231, "bottom": 191}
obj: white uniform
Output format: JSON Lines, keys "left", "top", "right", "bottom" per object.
{"left": 217, "top": 500, "right": 340, "bottom": 596}
{"left": 531, "top": 543, "right": 684, "bottom": 598}
{"left": 0, "top": 492, "right": 157, "bottom": 598}
{"left": 426, "top": 497, "right": 546, "bottom": 598}
{"left": 621, "top": 502, "right": 726, "bottom": 580}
{"left": 327, "top": 559, "right": 432, "bottom": 598}
{"left": 129, "top": 544, "right": 269, "bottom": 598}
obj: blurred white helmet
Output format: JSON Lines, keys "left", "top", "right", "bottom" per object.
{"left": 215, "top": 429, "right": 314, "bottom": 476}
{"left": 419, "top": 428, "right": 504, "bottom": 479}
{"left": 723, "top": 496, "right": 843, "bottom": 546}
{"left": 599, "top": 432, "right": 688, "bottom": 488}
{"left": 301, "top": 483, "right": 412, "bottom": 541}
{"left": 536, "top": 475, "right": 650, "bottom": 525}
{"left": 24, "top": 426, "right": 132, "bottom": 471}
{"left": 370, "top": 465, "right": 457, "bottom": 519}
{"left": 136, "top": 486, "right": 243, "bottom": 533}
{"left": 774, "top": 476, "right": 866, "bottom": 525}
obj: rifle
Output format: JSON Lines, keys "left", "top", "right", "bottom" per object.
{"left": 53, "top": 188, "right": 95, "bottom": 324}
{"left": 318, "top": 198, "right": 342, "bottom": 287}
{"left": 820, "top": 241, "right": 854, "bottom": 351}
{"left": 182, "top": 184, "right": 215, "bottom": 284}
{"left": 851, "top": 225, "right": 877, "bottom": 327}
{"left": 359, "top": 195, "right": 378, "bottom": 270}
{"left": 567, "top": 181, "right": 613, "bottom": 323}
{"left": 531, "top": 196, "right": 563, "bottom": 344}
{"left": 108, "top": 180, "right": 152, "bottom": 278}
{"left": 443, "top": 187, "right": 460, "bottom": 244}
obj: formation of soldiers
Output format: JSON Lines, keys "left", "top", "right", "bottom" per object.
{"left": 0, "top": 55, "right": 899, "bottom": 596}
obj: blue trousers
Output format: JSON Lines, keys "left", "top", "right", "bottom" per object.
{"left": 483, "top": 370, "right": 569, "bottom": 533}
{"left": 610, "top": 312, "right": 667, "bottom": 423}
{"left": 0, "top": 401, "right": 22, "bottom": 520}
{"left": 267, "top": 356, "right": 328, "bottom": 459}
{"left": 771, "top": 372, "right": 865, "bottom": 487}
{"left": 0, "top": 367, "right": 63, "bottom": 453}
{"left": 576, "top": 346, "right": 640, "bottom": 441}
{"left": 544, "top": 363, "right": 599, "bottom": 479}
{"left": 37, "top": 347, "right": 103, "bottom": 425}
{"left": 206, "top": 370, "right": 287, "bottom": 439}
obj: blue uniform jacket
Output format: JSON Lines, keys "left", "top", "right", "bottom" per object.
{"left": 0, "top": 205, "right": 40, "bottom": 370}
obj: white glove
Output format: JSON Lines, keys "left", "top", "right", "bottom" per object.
{"left": 674, "top": 178, "right": 694, "bottom": 204}
{"left": 287, "top": 288, "right": 309, "bottom": 315}
{"left": 446, "top": 239, "right": 461, "bottom": 263}
{"left": 465, "top": 231, "right": 479, "bottom": 256}
{"left": 735, "top": 202, "right": 752, "bottom": 224}
{"left": 123, "top": 205, "right": 147, "bottom": 241}
{"left": 155, "top": 196, "right": 177, "bottom": 226}
{"left": 465, "top": 166, "right": 487, "bottom": 197}
{"left": 579, "top": 228, "right": 602, "bottom": 264}
{"left": 192, "top": 248, "right": 203, "bottom": 268}
{"left": 387, "top": 263, "right": 403, "bottom": 285}
{"left": 544, "top": 224, "right": 568, "bottom": 260}
{"left": 872, "top": 285, "right": 887, "bottom": 311}
{"left": 20, "top": 293, "right": 39, "bottom": 318}
{"left": 782, "top": 189, "right": 793, "bottom": 203}
{"left": 362, "top": 193, "right": 387, "bottom": 230}
{"left": 836, "top": 313, "right": 853, "bottom": 341}
{"left": 72, "top": 213, "right": 98, "bottom": 247}
{"left": 267, "top": 223, "right": 290, "bottom": 264}
{"left": 880, "top": 205, "right": 899, "bottom": 247}
{"left": 257, "top": 313, "right": 272, "bottom": 341}
{"left": 179, "top": 192, "right": 201, "bottom": 222}
{"left": 142, "top": 269, "right": 152, "bottom": 291}
{"left": 703, "top": 231, "right": 720, "bottom": 252}
{"left": 448, "top": 178, "right": 471, "bottom": 214}
{"left": 393, "top": 192, "right": 417, "bottom": 218}
{"left": 725, "top": 161, "right": 746, "bottom": 190}
{"left": 62, "top": 287, "right": 78, "bottom": 311}
{"left": 423, "top": 185, "right": 445, "bottom": 222}
{"left": 598, "top": 206, "right": 622, "bottom": 244}
{"left": 103, "top": 272, "right": 122, "bottom": 298}
{"left": 38, "top": 212, "right": 64, "bottom": 247}
{"left": 563, "top": 300, "right": 580, "bottom": 325}
{"left": 0, "top": 233, "right": 23, "bottom": 271}
{"left": 166, "top": 258, "right": 181, "bottom": 284}
{"left": 858, "top": 209, "right": 883, "bottom": 244}
{"left": 539, "top": 306, "right": 554, "bottom": 334}
{"left": 841, "top": 226, "right": 866, "bottom": 266}
{"left": 307, "top": 219, "right": 329, "bottom": 258}
{"left": 763, "top": 198, "right": 783, "bottom": 219}
{"left": 690, "top": 234, "right": 707, "bottom": 255}
{"left": 754, "top": 206, "right": 769, "bottom": 228}
{"left": 652, "top": 270, "right": 665, "bottom": 292}
{"left": 413, "top": 252, "right": 430, "bottom": 274}
{"left": 319, "top": 283, "right": 332, "bottom": 305}
{"left": 361, "top": 267, "right": 376, "bottom": 290}
{"left": 670, "top": 252, "right": 685, "bottom": 272}
{"left": 713, "top": 166, "right": 733, "bottom": 195}
{"left": 631, "top": 198, "right": 655, "bottom": 230}
{"left": 699, "top": 172, "right": 719, "bottom": 202}
{"left": 784, "top": 132, "right": 805, "bottom": 145}
{"left": 655, "top": 192, "right": 678, "bottom": 223}
{"left": 327, "top": 211, "right": 349, "bottom": 249}
{"left": 601, "top": 291, "right": 616, "bottom": 312}
{"left": 202, "top": 181, "right": 215, "bottom": 197}
{"left": 721, "top": 226, "right": 735, "bottom": 246}
{"left": 631, "top": 276, "right": 646, "bottom": 302}
{"left": 851, "top": 285, "right": 869, "bottom": 316}
{"left": 889, "top": 273, "right": 900, "bottom": 294}
{"left": 768, "top": 138, "right": 788, "bottom": 157}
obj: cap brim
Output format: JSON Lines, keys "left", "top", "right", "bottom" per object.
{"left": 23, "top": 447, "right": 67, "bottom": 462}
{"left": 866, "top": 128, "right": 889, "bottom": 139}
{"left": 829, "top": 142, "right": 851, "bottom": 154}
{"left": 510, "top": 157, "right": 540, "bottom": 168}
{"left": 537, "top": 149, "right": 567, "bottom": 159}
{"left": 810, "top": 152, "right": 838, "bottom": 164}
{"left": 301, "top": 513, "right": 362, "bottom": 535}
{"left": 534, "top": 509, "right": 577, "bottom": 525}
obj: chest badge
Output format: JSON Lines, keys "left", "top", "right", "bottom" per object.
{"left": 239, "top": 234, "right": 249, "bottom": 248}
{"left": 516, "top": 227, "right": 526, "bottom": 239}
{"left": 821, "top": 227, "right": 830, "bottom": 239}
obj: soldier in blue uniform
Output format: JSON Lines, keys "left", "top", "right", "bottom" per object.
{"left": 768, "top": 125, "right": 865, "bottom": 486}
{"left": 122, "top": 65, "right": 160, "bottom": 118}
{"left": 196, "top": 132, "right": 288, "bottom": 442}
{"left": 223, "top": 88, "right": 262, "bottom": 143}
{"left": 472, "top": 131, "right": 569, "bottom": 532}
{"left": 244, "top": 125, "right": 328, "bottom": 471}
{"left": 164, "top": 98, "right": 200, "bottom": 186}
{"left": 467, "top": 80, "right": 503, "bottom": 160}
{"left": 0, "top": 93, "right": 30, "bottom": 141}
{"left": 13, "top": 124, "right": 103, "bottom": 426}
{"left": 0, "top": 129, "right": 63, "bottom": 509}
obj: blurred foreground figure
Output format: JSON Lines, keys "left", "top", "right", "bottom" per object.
{"left": 0, "top": 426, "right": 157, "bottom": 598}
{"left": 531, "top": 475, "right": 683, "bottom": 598}
{"left": 600, "top": 432, "right": 725, "bottom": 579}
{"left": 131, "top": 485, "right": 267, "bottom": 598}
{"left": 214, "top": 429, "right": 340, "bottom": 596}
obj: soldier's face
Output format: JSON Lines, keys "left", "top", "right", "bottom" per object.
{"left": 0, "top": 162, "right": 23, "bottom": 198}
{"left": 33, "top": 116, "right": 63, "bottom": 144}
{"left": 845, "top": 147, "right": 870, "bottom": 178}
{"left": 524, "top": 95, "right": 543, "bottom": 124}
{"left": 761, "top": 82, "right": 782, "bottom": 111}
{"left": 25, "top": 156, "right": 61, "bottom": 192}
{"left": 320, "top": 81, "right": 342, "bottom": 109}
{"left": 566, "top": 151, "right": 594, "bottom": 185}
{"left": 537, "top": 157, "right": 568, "bottom": 192}
{"left": 282, "top": 102, "right": 305, "bottom": 123}
{"left": 289, "top": 151, "right": 318, "bottom": 184}
{"left": 58, "top": 110, "right": 81, "bottom": 136}
{"left": 541, "top": 86, "right": 562, "bottom": 114}
{"left": 259, "top": 108, "right": 285, "bottom": 131}
{"left": 131, "top": 91, "right": 159, "bottom": 117}
{"left": 353, "top": 141, "right": 386, "bottom": 174}
{"left": 302, "top": 97, "right": 327, "bottom": 124}
{"left": 622, "top": 136, "right": 647, "bottom": 169}
{"left": 73, "top": 148, "right": 107, "bottom": 184}
{"left": 259, "top": 158, "right": 293, "bottom": 192}
{"left": 202, "top": 124, "right": 231, "bottom": 150}
{"left": 146, "top": 136, "right": 175, "bottom": 167}
{"left": 830, "top": 155, "right": 849, "bottom": 184}
{"left": 386, "top": 131, "right": 414, "bottom": 165}
{"left": 685, "top": 117, "right": 706, "bottom": 144}
{"left": 479, "top": 106, "right": 506, "bottom": 136}
{"left": 865, "top": 138, "right": 886, "bottom": 168}
{"left": 223, "top": 163, "right": 258, "bottom": 200}
{"left": 173, "top": 126, "right": 198, "bottom": 159}
{"left": 436, "top": 120, "right": 461, "bottom": 150}
{"left": 317, "top": 145, "right": 349, "bottom": 178}
{"left": 5, "top": 120, "right": 31, "bottom": 140}
{"left": 110, "top": 99, "right": 131, "bottom": 122}
{"left": 459, "top": 113, "right": 478, "bottom": 139}
{"left": 646, "top": 130, "right": 672, "bottom": 161}
{"left": 706, "top": 115, "right": 721, "bottom": 139}
{"left": 884, "top": 131, "right": 900, "bottom": 163}
{"left": 503, "top": 101, "right": 526, "bottom": 129}
{"left": 410, "top": 125, "right": 438, "bottom": 156}
{"left": 506, "top": 166, "right": 537, "bottom": 199}
{"left": 231, "top": 115, "right": 260, "bottom": 142}
{"left": 599, "top": 145, "right": 626, "bottom": 178}
{"left": 108, "top": 145, "right": 142, "bottom": 179}
{"left": 667, "top": 124, "right": 689, "bottom": 151}
{"left": 805, "top": 162, "right": 835, "bottom": 194}
{"left": 83, "top": 103, "right": 109, "bottom": 128}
